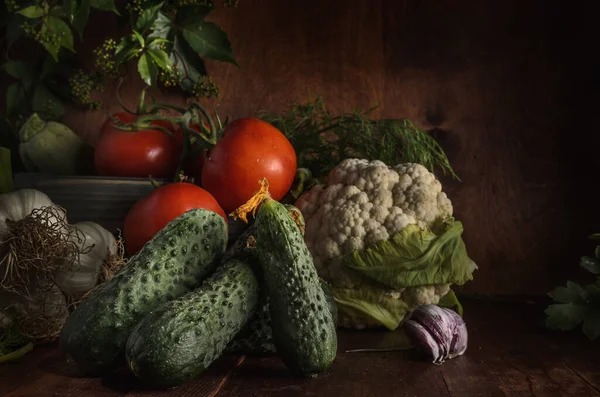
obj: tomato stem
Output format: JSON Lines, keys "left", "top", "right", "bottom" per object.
{"left": 115, "top": 78, "right": 139, "bottom": 116}
{"left": 137, "top": 88, "right": 148, "bottom": 115}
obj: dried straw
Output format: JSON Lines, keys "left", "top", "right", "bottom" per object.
{"left": 0, "top": 206, "right": 90, "bottom": 299}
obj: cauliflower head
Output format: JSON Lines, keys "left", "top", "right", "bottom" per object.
{"left": 295, "top": 159, "right": 468, "bottom": 329}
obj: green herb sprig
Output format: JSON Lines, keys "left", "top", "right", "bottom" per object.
{"left": 258, "top": 96, "right": 459, "bottom": 180}
{"left": 545, "top": 234, "right": 600, "bottom": 340}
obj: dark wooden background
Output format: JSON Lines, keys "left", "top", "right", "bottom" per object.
{"left": 6, "top": 0, "right": 600, "bottom": 297}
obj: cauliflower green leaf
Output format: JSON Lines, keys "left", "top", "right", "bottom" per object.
{"left": 332, "top": 283, "right": 410, "bottom": 330}
{"left": 342, "top": 219, "right": 477, "bottom": 290}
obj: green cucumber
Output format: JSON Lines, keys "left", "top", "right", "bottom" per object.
{"left": 125, "top": 259, "right": 260, "bottom": 389}
{"left": 225, "top": 296, "right": 276, "bottom": 355}
{"left": 254, "top": 199, "right": 337, "bottom": 376}
{"left": 59, "top": 209, "right": 228, "bottom": 374}
{"left": 225, "top": 280, "right": 338, "bottom": 355}
{"left": 222, "top": 204, "right": 304, "bottom": 265}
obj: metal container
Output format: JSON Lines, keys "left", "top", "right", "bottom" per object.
{"left": 12, "top": 173, "right": 248, "bottom": 242}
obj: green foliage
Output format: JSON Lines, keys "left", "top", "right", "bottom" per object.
{"left": 259, "top": 96, "right": 460, "bottom": 179}
{"left": 1, "top": 0, "right": 240, "bottom": 146}
{"left": 545, "top": 234, "right": 600, "bottom": 340}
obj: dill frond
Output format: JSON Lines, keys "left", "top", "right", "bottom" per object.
{"left": 258, "top": 96, "right": 459, "bottom": 180}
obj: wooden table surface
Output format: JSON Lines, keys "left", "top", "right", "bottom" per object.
{"left": 1, "top": 300, "right": 598, "bottom": 397}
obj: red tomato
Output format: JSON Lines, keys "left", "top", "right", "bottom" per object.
{"left": 201, "top": 118, "right": 297, "bottom": 213}
{"left": 95, "top": 112, "right": 183, "bottom": 178}
{"left": 123, "top": 182, "right": 227, "bottom": 255}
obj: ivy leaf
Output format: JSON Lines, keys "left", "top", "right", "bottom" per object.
{"left": 180, "top": 20, "right": 238, "bottom": 66}
{"left": 72, "top": 0, "right": 92, "bottom": 39}
{"left": 5, "top": 83, "right": 27, "bottom": 117}
{"left": 6, "top": 15, "right": 25, "bottom": 51}
{"left": 170, "top": 33, "right": 207, "bottom": 93}
{"left": 17, "top": 6, "right": 45, "bottom": 19}
{"left": 175, "top": 4, "right": 213, "bottom": 24}
{"left": 548, "top": 281, "right": 584, "bottom": 303}
{"left": 148, "top": 12, "right": 174, "bottom": 42}
{"left": 115, "top": 36, "right": 142, "bottom": 65}
{"left": 582, "top": 310, "right": 600, "bottom": 340}
{"left": 132, "top": 30, "right": 145, "bottom": 48}
{"left": 50, "top": 5, "right": 68, "bottom": 18}
{"left": 135, "top": 2, "right": 164, "bottom": 34}
{"left": 581, "top": 256, "right": 600, "bottom": 275}
{"left": 90, "top": 0, "right": 119, "bottom": 13}
{"left": 32, "top": 84, "right": 65, "bottom": 120}
{"left": 138, "top": 53, "right": 157, "bottom": 86}
{"left": 63, "top": 0, "right": 77, "bottom": 21}
{"left": 147, "top": 48, "right": 171, "bottom": 70}
{"left": 545, "top": 302, "right": 587, "bottom": 331}
{"left": 3, "top": 61, "right": 33, "bottom": 81}
{"left": 42, "top": 16, "right": 75, "bottom": 61}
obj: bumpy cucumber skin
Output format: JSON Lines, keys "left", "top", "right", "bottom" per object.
{"left": 59, "top": 209, "right": 228, "bottom": 374}
{"left": 125, "top": 259, "right": 260, "bottom": 389}
{"left": 255, "top": 199, "right": 337, "bottom": 376}
{"left": 225, "top": 281, "right": 338, "bottom": 355}
{"left": 225, "top": 296, "right": 276, "bottom": 355}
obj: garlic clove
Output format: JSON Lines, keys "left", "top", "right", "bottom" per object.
{"left": 445, "top": 309, "right": 468, "bottom": 358}
{"left": 403, "top": 319, "right": 442, "bottom": 363}
{"left": 404, "top": 304, "right": 469, "bottom": 364}
{"left": 409, "top": 305, "right": 453, "bottom": 361}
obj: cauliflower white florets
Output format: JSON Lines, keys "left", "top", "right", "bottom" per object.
{"left": 295, "top": 159, "right": 456, "bottom": 329}
{"left": 296, "top": 159, "right": 453, "bottom": 272}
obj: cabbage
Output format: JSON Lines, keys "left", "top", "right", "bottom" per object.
{"left": 18, "top": 113, "right": 93, "bottom": 175}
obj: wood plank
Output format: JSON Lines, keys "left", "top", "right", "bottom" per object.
{"left": 216, "top": 300, "right": 600, "bottom": 397}
{"left": 0, "top": 346, "right": 56, "bottom": 395}
{"left": 2, "top": 301, "right": 599, "bottom": 396}
{"left": 4, "top": 348, "right": 133, "bottom": 397}
{"left": 438, "top": 301, "right": 600, "bottom": 397}
{"left": 1, "top": 349, "right": 243, "bottom": 397}
{"left": 124, "top": 355, "right": 245, "bottom": 397}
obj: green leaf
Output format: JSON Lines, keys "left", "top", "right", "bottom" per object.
{"left": 135, "top": 2, "right": 164, "bottom": 33}
{"left": 5, "top": 83, "right": 26, "bottom": 117}
{"left": 49, "top": 5, "right": 68, "bottom": 18}
{"left": 72, "top": 0, "right": 92, "bottom": 39}
{"left": 32, "top": 84, "right": 65, "bottom": 120}
{"left": 63, "top": 0, "right": 77, "bottom": 20}
{"left": 42, "top": 16, "right": 75, "bottom": 61}
{"left": 582, "top": 284, "right": 600, "bottom": 303}
{"left": 438, "top": 289, "right": 463, "bottom": 317}
{"left": 332, "top": 282, "right": 410, "bottom": 330}
{"left": 3, "top": 61, "right": 33, "bottom": 81}
{"left": 147, "top": 48, "right": 171, "bottom": 70}
{"left": 545, "top": 302, "right": 587, "bottom": 331}
{"left": 343, "top": 220, "right": 477, "bottom": 289}
{"left": 582, "top": 310, "right": 600, "bottom": 340}
{"left": 581, "top": 256, "right": 600, "bottom": 275}
{"left": 114, "top": 36, "right": 140, "bottom": 64}
{"left": 6, "top": 16, "right": 25, "bottom": 51}
{"left": 171, "top": 33, "right": 207, "bottom": 92}
{"left": 148, "top": 12, "right": 174, "bottom": 42}
{"left": 548, "top": 281, "right": 584, "bottom": 303}
{"left": 180, "top": 20, "right": 238, "bottom": 65}
{"left": 90, "top": 0, "right": 118, "bottom": 13}
{"left": 137, "top": 53, "right": 157, "bottom": 86}
{"left": 132, "top": 30, "right": 145, "bottom": 47}
{"left": 17, "top": 6, "right": 44, "bottom": 19}
{"left": 175, "top": 4, "right": 213, "bottom": 25}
